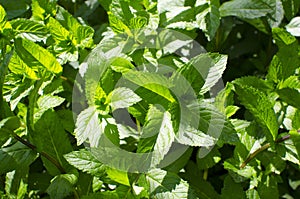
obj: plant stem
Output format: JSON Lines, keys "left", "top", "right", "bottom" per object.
{"left": 11, "top": 131, "right": 66, "bottom": 174}
{"left": 27, "top": 79, "right": 43, "bottom": 132}
{"left": 0, "top": 49, "right": 13, "bottom": 120}
{"left": 240, "top": 131, "right": 299, "bottom": 169}
{"left": 203, "top": 169, "right": 208, "bottom": 181}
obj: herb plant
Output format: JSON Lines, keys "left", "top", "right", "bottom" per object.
{"left": 0, "top": 0, "right": 300, "bottom": 198}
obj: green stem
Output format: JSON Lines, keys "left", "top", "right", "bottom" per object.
{"left": 4, "top": 129, "right": 66, "bottom": 173}
{"left": 240, "top": 143, "right": 270, "bottom": 169}
{"left": 240, "top": 133, "right": 296, "bottom": 169}
{"left": 0, "top": 49, "right": 13, "bottom": 119}
{"left": 136, "top": 119, "right": 141, "bottom": 135}
{"left": 203, "top": 169, "right": 208, "bottom": 181}
{"left": 27, "top": 79, "right": 44, "bottom": 132}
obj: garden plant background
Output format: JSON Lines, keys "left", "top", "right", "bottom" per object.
{"left": 0, "top": 0, "right": 300, "bottom": 198}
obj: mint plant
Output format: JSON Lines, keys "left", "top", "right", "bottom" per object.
{"left": 0, "top": 0, "right": 300, "bottom": 198}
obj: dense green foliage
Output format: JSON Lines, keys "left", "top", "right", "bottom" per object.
{"left": 0, "top": 0, "right": 300, "bottom": 198}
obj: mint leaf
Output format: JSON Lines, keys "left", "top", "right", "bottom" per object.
{"left": 47, "top": 173, "right": 77, "bottom": 199}
{"left": 14, "top": 38, "right": 63, "bottom": 74}
{"left": 286, "top": 16, "right": 300, "bottom": 37}
{"left": 220, "top": 0, "right": 273, "bottom": 19}
{"left": 33, "top": 110, "right": 72, "bottom": 175}
{"left": 146, "top": 168, "right": 197, "bottom": 199}
{"left": 64, "top": 149, "right": 106, "bottom": 177}
{"left": 108, "top": 87, "right": 141, "bottom": 111}
{"left": 74, "top": 106, "right": 102, "bottom": 146}
{"left": 0, "top": 142, "right": 38, "bottom": 175}
{"left": 233, "top": 80, "right": 278, "bottom": 141}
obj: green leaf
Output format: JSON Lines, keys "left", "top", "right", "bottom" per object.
{"left": 33, "top": 110, "right": 72, "bottom": 175}
{"left": 56, "top": 6, "right": 94, "bottom": 47}
{"left": 8, "top": 52, "right": 39, "bottom": 79}
{"left": 290, "top": 130, "right": 300, "bottom": 160}
{"left": 47, "top": 173, "right": 77, "bottom": 199}
{"left": 0, "top": 116, "right": 20, "bottom": 132}
{"left": 221, "top": 175, "right": 246, "bottom": 199}
{"left": 0, "top": 142, "right": 38, "bottom": 175}
{"left": 123, "top": 71, "right": 175, "bottom": 102}
{"left": 15, "top": 38, "right": 63, "bottom": 74}
{"left": 286, "top": 16, "right": 300, "bottom": 37}
{"left": 176, "top": 125, "right": 216, "bottom": 147}
{"left": 138, "top": 106, "right": 175, "bottom": 168}
{"left": 4, "top": 78, "right": 34, "bottom": 111}
{"left": 257, "top": 175, "right": 279, "bottom": 198}
{"left": 107, "top": 87, "right": 142, "bottom": 111}
{"left": 220, "top": 0, "right": 273, "bottom": 19}
{"left": 64, "top": 149, "right": 106, "bottom": 177}
{"left": 174, "top": 53, "right": 227, "bottom": 95}
{"left": 74, "top": 106, "right": 103, "bottom": 146}
{"left": 266, "top": 0, "right": 284, "bottom": 28}
{"left": 47, "top": 17, "right": 71, "bottom": 43}
{"left": 196, "top": 0, "right": 220, "bottom": 41}
{"left": 110, "top": 0, "right": 134, "bottom": 24}
{"left": 0, "top": 117, "right": 20, "bottom": 145}
{"left": 11, "top": 19, "right": 48, "bottom": 42}
{"left": 277, "top": 88, "right": 300, "bottom": 110}
{"left": 282, "top": 0, "right": 300, "bottom": 20}
{"left": 106, "top": 168, "right": 130, "bottom": 186}
{"left": 182, "top": 161, "right": 221, "bottom": 198}
{"left": 31, "top": 0, "right": 56, "bottom": 21}
{"left": 197, "top": 147, "right": 221, "bottom": 170}
{"left": 146, "top": 168, "right": 197, "bottom": 199}
{"left": 233, "top": 80, "right": 278, "bottom": 141}
{"left": 267, "top": 28, "right": 300, "bottom": 82}
{"left": 37, "top": 94, "right": 65, "bottom": 110}
{"left": 5, "top": 168, "right": 28, "bottom": 199}
{"left": 0, "top": 0, "right": 30, "bottom": 20}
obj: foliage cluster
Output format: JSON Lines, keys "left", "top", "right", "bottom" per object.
{"left": 0, "top": 0, "right": 300, "bottom": 198}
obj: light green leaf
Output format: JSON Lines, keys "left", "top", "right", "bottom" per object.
{"left": 37, "top": 94, "right": 65, "bottom": 110}
{"left": 286, "top": 16, "right": 300, "bottom": 37}
{"left": 74, "top": 106, "right": 103, "bottom": 146}
{"left": 197, "top": 147, "right": 221, "bottom": 170}
{"left": 174, "top": 53, "right": 227, "bottom": 95}
{"left": 15, "top": 38, "right": 63, "bottom": 74}
{"left": 48, "top": 17, "right": 71, "bottom": 43}
{"left": 146, "top": 168, "right": 197, "bottom": 199}
{"left": 108, "top": 87, "right": 141, "bottom": 111}
{"left": 8, "top": 52, "right": 39, "bottom": 79}
{"left": 56, "top": 6, "right": 94, "bottom": 47}
{"left": 123, "top": 71, "right": 175, "bottom": 102}
{"left": 266, "top": 0, "right": 284, "bottom": 28}
{"left": 31, "top": 0, "right": 56, "bottom": 21}
{"left": 176, "top": 125, "right": 216, "bottom": 147}
{"left": 267, "top": 28, "right": 300, "bottom": 81}
{"left": 11, "top": 19, "right": 48, "bottom": 42}
{"left": 64, "top": 149, "right": 106, "bottom": 177}
{"left": 220, "top": 0, "right": 273, "bottom": 19}
{"left": 106, "top": 168, "right": 130, "bottom": 186}
{"left": 0, "top": 117, "right": 20, "bottom": 145}
{"left": 138, "top": 106, "right": 175, "bottom": 168}
{"left": 196, "top": 0, "right": 220, "bottom": 41}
